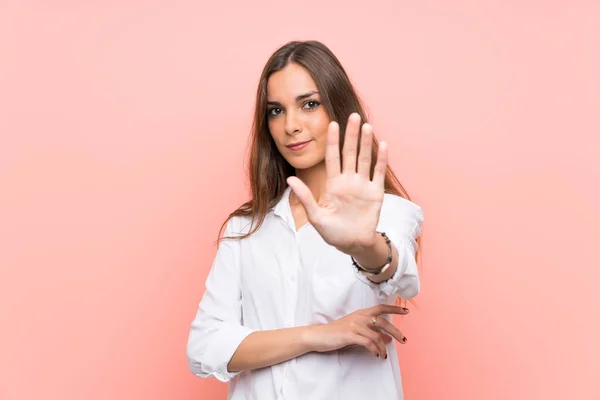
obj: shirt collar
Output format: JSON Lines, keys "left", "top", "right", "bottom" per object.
{"left": 272, "top": 186, "right": 292, "bottom": 217}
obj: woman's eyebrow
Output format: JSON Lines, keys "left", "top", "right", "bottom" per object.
{"left": 267, "top": 91, "right": 320, "bottom": 106}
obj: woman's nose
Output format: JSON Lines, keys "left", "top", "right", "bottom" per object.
{"left": 284, "top": 111, "right": 302, "bottom": 135}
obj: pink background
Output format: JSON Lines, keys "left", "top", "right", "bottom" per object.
{"left": 1, "top": 1, "right": 598, "bottom": 399}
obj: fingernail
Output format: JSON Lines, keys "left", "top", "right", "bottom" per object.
{"left": 401, "top": 337, "right": 407, "bottom": 343}
{"left": 384, "top": 354, "right": 388, "bottom": 359}
{"left": 402, "top": 307, "right": 409, "bottom": 312}
{"left": 376, "top": 353, "right": 379, "bottom": 358}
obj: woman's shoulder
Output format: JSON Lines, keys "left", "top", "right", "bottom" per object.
{"left": 222, "top": 214, "right": 255, "bottom": 238}
{"left": 381, "top": 193, "right": 424, "bottom": 222}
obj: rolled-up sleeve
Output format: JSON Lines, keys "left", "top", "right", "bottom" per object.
{"left": 186, "top": 219, "right": 256, "bottom": 382}
{"left": 355, "top": 195, "right": 424, "bottom": 301}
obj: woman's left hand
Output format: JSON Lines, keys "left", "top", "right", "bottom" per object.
{"left": 287, "top": 113, "right": 388, "bottom": 255}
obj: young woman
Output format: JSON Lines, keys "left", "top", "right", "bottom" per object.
{"left": 186, "top": 40, "right": 424, "bottom": 400}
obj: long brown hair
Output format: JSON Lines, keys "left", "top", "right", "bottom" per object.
{"left": 218, "top": 40, "right": 421, "bottom": 271}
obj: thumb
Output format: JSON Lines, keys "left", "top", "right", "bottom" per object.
{"left": 286, "top": 176, "right": 320, "bottom": 221}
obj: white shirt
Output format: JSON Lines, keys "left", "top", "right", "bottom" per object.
{"left": 186, "top": 186, "right": 424, "bottom": 400}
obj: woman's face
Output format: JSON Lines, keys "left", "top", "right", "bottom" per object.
{"left": 266, "top": 63, "right": 330, "bottom": 171}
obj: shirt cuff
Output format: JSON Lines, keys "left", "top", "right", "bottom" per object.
{"left": 353, "top": 234, "right": 420, "bottom": 301}
{"left": 378, "top": 234, "right": 420, "bottom": 300}
{"left": 191, "top": 323, "right": 256, "bottom": 383}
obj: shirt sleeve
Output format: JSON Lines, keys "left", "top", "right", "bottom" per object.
{"left": 186, "top": 218, "right": 256, "bottom": 382}
{"left": 354, "top": 195, "right": 424, "bottom": 301}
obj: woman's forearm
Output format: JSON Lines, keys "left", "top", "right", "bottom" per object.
{"left": 227, "top": 325, "right": 317, "bottom": 373}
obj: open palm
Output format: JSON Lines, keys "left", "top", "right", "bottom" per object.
{"left": 287, "top": 113, "right": 389, "bottom": 255}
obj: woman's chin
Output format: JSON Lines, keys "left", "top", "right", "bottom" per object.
{"left": 286, "top": 156, "right": 323, "bottom": 172}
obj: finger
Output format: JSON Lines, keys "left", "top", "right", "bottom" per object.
{"left": 342, "top": 113, "right": 361, "bottom": 174}
{"left": 286, "top": 176, "right": 320, "bottom": 220}
{"left": 325, "top": 121, "right": 341, "bottom": 179}
{"left": 381, "top": 333, "right": 393, "bottom": 344}
{"left": 367, "top": 304, "right": 410, "bottom": 317}
{"left": 374, "top": 316, "right": 408, "bottom": 345}
{"left": 355, "top": 324, "right": 387, "bottom": 359}
{"left": 350, "top": 333, "right": 380, "bottom": 358}
{"left": 364, "top": 316, "right": 394, "bottom": 345}
{"left": 357, "top": 123, "right": 373, "bottom": 178}
{"left": 372, "top": 140, "right": 388, "bottom": 187}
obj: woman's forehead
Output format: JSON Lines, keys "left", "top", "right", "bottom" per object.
{"left": 267, "top": 64, "right": 318, "bottom": 100}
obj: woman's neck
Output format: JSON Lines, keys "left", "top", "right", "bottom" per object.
{"left": 290, "top": 161, "right": 327, "bottom": 206}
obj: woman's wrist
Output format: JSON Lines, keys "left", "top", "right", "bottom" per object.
{"left": 366, "top": 243, "right": 398, "bottom": 283}
{"left": 350, "top": 232, "right": 389, "bottom": 271}
{"left": 300, "top": 324, "right": 323, "bottom": 353}
{"left": 351, "top": 233, "right": 399, "bottom": 283}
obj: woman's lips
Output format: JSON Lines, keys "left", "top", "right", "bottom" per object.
{"left": 287, "top": 140, "right": 312, "bottom": 151}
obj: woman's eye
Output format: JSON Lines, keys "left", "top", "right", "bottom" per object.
{"left": 268, "top": 108, "right": 283, "bottom": 117}
{"left": 304, "top": 100, "right": 320, "bottom": 110}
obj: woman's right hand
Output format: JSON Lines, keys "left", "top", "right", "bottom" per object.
{"left": 307, "top": 304, "right": 410, "bottom": 359}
